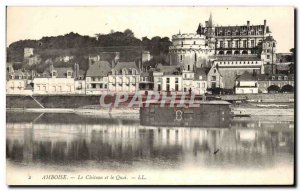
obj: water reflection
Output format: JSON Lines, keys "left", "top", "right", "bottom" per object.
{"left": 6, "top": 112, "right": 294, "bottom": 171}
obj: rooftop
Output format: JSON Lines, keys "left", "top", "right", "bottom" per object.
{"left": 86, "top": 61, "right": 111, "bottom": 77}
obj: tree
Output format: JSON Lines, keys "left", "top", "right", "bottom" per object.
{"left": 281, "top": 84, "right": 294, "bottom": 93}
{"left": 124, "top": 29, "right": 134, "bottom": 38}
{"left": 267, "top": 85, "right": 280, "bottom": 93}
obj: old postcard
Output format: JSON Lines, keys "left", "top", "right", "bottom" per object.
{"left": 6, "top": 6, "right": 295, "bottom": 186}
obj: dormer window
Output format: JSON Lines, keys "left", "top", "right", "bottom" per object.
{"left": 272, "top": 76, "right": 275, "bottom": 80}
{"left": 122, "top": 68, "right": 128, "bottom": 75}
{"left": 278, "top": 76, "right": 282, "bottom": 80}
{"left": 132, "top": 69, "right": 136, "bottom": 75}
{"left": 52, "top": 71, "right": 57, "bottom": 77}
{"left": 67, "top": 71, "right": 73, "bottom": 78}
{"left": 284, "top": 76, "right": 288, "bottom": 80}
{"left": 199, "top": 76, "right": 203, "bottom": 80}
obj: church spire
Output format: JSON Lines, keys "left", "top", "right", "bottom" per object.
{"left": 208, "top": 12, "right": 213, "bottom": 27}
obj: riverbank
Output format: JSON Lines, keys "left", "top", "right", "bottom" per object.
{"left": 7, "top": 104, "right": 294, "bottom": 116}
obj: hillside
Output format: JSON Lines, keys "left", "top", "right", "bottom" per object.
{"left": 7, "top": 30, "right": 172, "bottom": 72}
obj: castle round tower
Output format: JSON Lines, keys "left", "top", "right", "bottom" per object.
{"left": 169, "top": 33, "right": 214, "bottom": 71}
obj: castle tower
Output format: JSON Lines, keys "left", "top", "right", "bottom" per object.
{"left": 169, "top": 33, "right": 214, "bottom": 69}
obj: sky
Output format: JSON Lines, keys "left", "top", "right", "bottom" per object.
{"left": 7, "top": 6, "right": 294, "bottom": 53}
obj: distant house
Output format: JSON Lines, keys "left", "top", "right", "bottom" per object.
{"left": 153, "top": 64, "right": 182, "bottom": 92}
{"left": 256, "top": 74, "right": 294, "bottom": 93}
{"left": 85, "top": 60, "right": 111, "bottom": 95}
{"left": 207, "top": 63, "right": 224, "bottom": 89}
{"left": 139, "top": 70, "right": 154, "bottom": 92}
{"left": 181, "top": 67, "right": 207, "bottom": 95}
{"left": 108, "top": 61, "right": 141, "bottom": 93}
{"left": 6, "top": 66, "right": 33, "bottom": 95}
{"left": 192, "top": 68, "right": 207, "bottom": 95}
{"left": 33, "top": 64, "right": 78, "bottom": 95}
{"left": 235, "top": 73, "right": 258, "bottom": 94}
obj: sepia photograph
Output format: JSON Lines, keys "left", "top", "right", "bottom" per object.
{"left": 5, "top": 6, "right": 295, "bottom": 186}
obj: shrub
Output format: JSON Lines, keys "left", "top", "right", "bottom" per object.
{"left": 267, "top": 85, "right": 280, "bottom": 93}
{"left": 281, "top": 84, "right": 294, "bottom": 93}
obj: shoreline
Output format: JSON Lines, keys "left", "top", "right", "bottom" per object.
{"left": 7, "top": 105, "right": 294, "bottom": 116}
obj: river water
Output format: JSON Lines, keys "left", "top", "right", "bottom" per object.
{"left": 6, "top": 111, "right": 294, "bottom": 185}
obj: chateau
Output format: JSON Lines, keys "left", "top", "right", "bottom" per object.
{"left": 6, "top": 14, "right": 294, "bottom": 96}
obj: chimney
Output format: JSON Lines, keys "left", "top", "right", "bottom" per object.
{"left": 247, "top": 21, "right": 250, "bottom": 27}
{"left": 50, "top": 64, "right": 54, "bottom": 73}
{"left": 74, "top": 63, "right": 79, "bottom": 79}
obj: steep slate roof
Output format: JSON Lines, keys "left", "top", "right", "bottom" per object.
{"left": 86, "top": 61, "right": 111, "bottom": 77}
{"left": 54, "top": 67, "right": 74, "bottom": 78}
{"left": 113, "top": 61, "right": 139, "bottom": 73}
{"left": 156, "top": 64, "right": 181, "bottom": 75}
{"left": 276, "top": 63, "right": 291, "bottom": 71}
{"left": 25, "top": 84, "right": 33, "bottom": 90}
{"left": 256, "top": 74, "right": 294, "bottom": 81}
{"left": 236, "top": 72, "right": 257, "bottom": 81}
{"left": 194, "top": 68, "right": 207, "bottom": 81}
{"left": 264, "top": 36, "right": 276, "bottom": 42}
{"left": 35, "top": 67, "right": 74, "bottom": 78}
{"left": 140, "top": 71, "right": 153, "bottom": 77}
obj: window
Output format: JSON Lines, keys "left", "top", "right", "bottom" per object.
{"left": 180, "top": 55, "right": 183, "bottom": 62}
{"left": 175, "top": 78, "right": 178, "bottom": 83}
{"left": 166, "top": 78, "right": 170, "bottom": 83}
{"left": 188, "top": 65, "right": 190, "bottom": 71}
{"left": 166, "top": 84, "right": 170, "bottom": 91}
{"left": 199, "top": 76, "right": 203, "bottom": 80}
{"left": 214, "top": 69, "right": 217, "bottom": 73}
{"left": 175, "top": 84, "right": 179, "bottom": 91}
{"left": 92, "top": 84, "right": 96, "bottom": 89}
{"left": 212, "top": 76, "right": 216, "bottom": 81}
{"left": 194, "top": 53, "right": 197, "bottom": 62}
{"left": 228, "top": 40, "right": 232, "bottom": 48}
{"left": 181, "top": 41, "right": 183, "bottom": 47}
{"left": 236, "top": 40, "right": 239, "bottom": 48}
{"left": 158, "top": 84, "right": 161, "bottom": 91}
{"left": 267, "top": 55, "right": 270, "bottom": 59}
{"left": 251, "top": 40, "right": 254, "bottom": 47}
{"left": 67, "top": 71, "right": 72, "bottom": 78}
{"left": 193, "top": 41, "right": 196, "bottom": 45}
{"left": 220, "top": 41, "right": 224, "bottom": 48}
{"left": 243, "top": 40, "right": 247, "bottom": 48}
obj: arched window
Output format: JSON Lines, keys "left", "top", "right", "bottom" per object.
{"left": 219, "top": 51, "right": 224, "bottom": 55}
